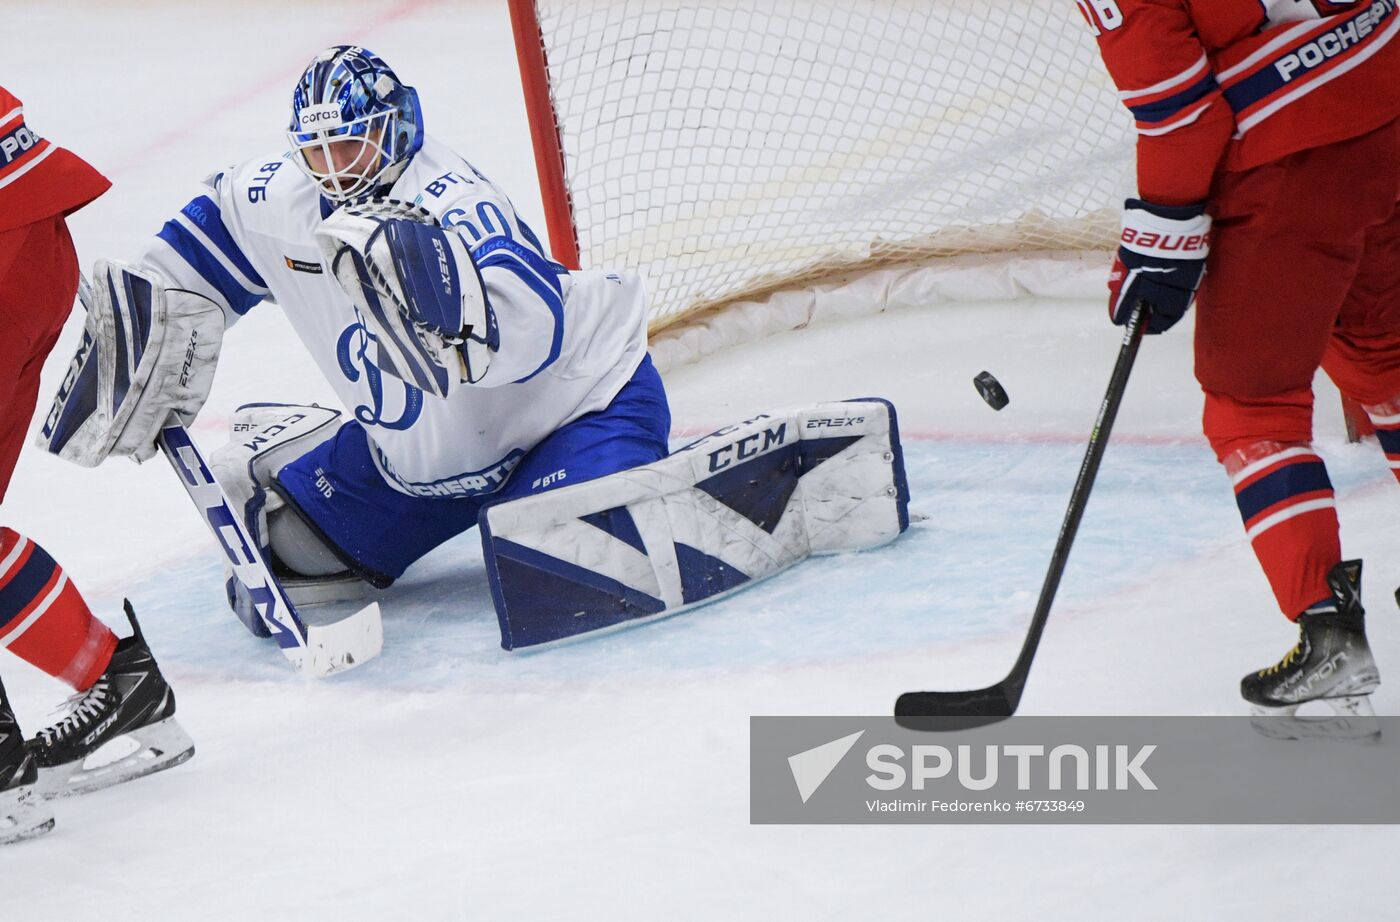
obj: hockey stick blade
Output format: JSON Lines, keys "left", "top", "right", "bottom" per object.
{"left": 894, "top": 304, "right": 1149, "bottom": 729}
{"left": 304, "top": 602, "right": 384, "bottom": 676}
{"left": 157, "top": 421, "right": 383, "bottom": 677}
{"left": 894, "top": 688, "right": 1016, "bottom": 728}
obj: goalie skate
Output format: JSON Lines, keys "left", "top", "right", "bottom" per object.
{"left": 1243, "top": 560, "right": 1380, "bottom": 743}
{"left": 27, "top": 601, "right": 194, "bottom": 798}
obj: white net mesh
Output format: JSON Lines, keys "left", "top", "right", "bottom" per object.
{"left": 529, "top": 0, "right": 1136, "bottom": 332}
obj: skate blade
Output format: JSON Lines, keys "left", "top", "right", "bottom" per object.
{"left": 1249, "top": 696, "right": 1381, "bottom": 743}
{"left": 0, "top": 784, "right": 55, "bottom": 845}
{"left": 39, "top": 717, "right": 195, "bottom": 799}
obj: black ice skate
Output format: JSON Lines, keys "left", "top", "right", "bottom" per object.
{"left": 0, "top": 678, "right": 53, "bottom": 845}
{"left": 1242, "top": 560, "right": 1380, "bottom": 742}
{"left": 26, "top": 601, "right": 194, "bottom": 797}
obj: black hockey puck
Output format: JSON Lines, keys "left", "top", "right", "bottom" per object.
{"left": 973, "top": 371, "right": 1009, "bottom": 411}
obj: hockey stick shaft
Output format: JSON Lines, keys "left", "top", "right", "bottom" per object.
{"left": 896, "top": 302, "right": 1148, "bottom": 722}
{"left": 156, "top": 422, "right": 383, "bottom": 678}
{"left": 1002, "top": 302, "right": 1148, "bottom": 700}
{"left": 156, "top": 422, "right": 310, "bottom": 652}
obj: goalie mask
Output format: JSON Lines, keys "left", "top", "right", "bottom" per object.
{"left": 287, "top": 45, "right": 424, "bottom": 201}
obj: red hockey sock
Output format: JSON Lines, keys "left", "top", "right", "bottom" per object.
{"left": 0, "top": 528, "right": 117, "bottom": 690}
{"left": 1363, "top": 397, "right": 1400, "bottom": 484}
{"left": 1222, "top": 442, "right": 1340, "bottom": 620}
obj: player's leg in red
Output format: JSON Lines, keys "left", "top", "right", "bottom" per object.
{"left": 0, "top": 529, "right": 117, "bottom": 688}
{"left": 0, "top": 217, "right": 119, "bottom": 691}
{"left": 1321, "top": 118, "right": 1400, "bottom": 481}
{"left": 0, "top": 216, "right": 193, "bottom": 802}
{"left": 1195, "top": 124, "right": 1395, "bottom": 734}
{"left": 0, "top": 217, "right": 70, "bottom": 840}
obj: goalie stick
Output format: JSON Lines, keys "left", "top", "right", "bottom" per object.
{"left": 73, "top": 277, "right": 383, "bottom": 678}
{"left": 156, "top": 423, "right": 382, "bottom": 677}
{"left": 894, "top": 302, "right": 1147, "bottom": 727}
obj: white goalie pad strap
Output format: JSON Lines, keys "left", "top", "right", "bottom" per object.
{"left": 315, "top": 199, "right": 492, "bottom": 399}
{"left": 35, "top": 260, "right": 224, "bottom": 466}
{"left": 479, "top": 398, "right": 910, "bottom": 649}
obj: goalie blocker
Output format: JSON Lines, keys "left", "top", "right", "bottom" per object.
{"left": 480, "top": 398, "right": 909, "bottom": 649}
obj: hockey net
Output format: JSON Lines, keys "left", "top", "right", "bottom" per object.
{"left": 510, "top": 0, "right": 1136, "bottom": 364}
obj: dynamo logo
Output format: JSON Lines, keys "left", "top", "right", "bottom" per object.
{"left": 336, "top": 321, "right": 423, "bottom": 431}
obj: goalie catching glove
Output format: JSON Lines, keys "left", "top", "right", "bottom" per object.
{"left": 1108, "top": 198, "right": 1211, "bottom": 335}
{"left": 36, "top": 260, "right": 224, "bottom": 466}
{"left": 316, "top": 198, "right": 496, "bottom": 398}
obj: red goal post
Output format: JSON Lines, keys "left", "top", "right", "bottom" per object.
{"left": 508, "top": 0, "right": 582, "bottom": 271}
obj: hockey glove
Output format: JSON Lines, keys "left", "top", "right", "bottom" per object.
{"left": 36, "top": 260, "right": 224, "bottom": 466}
{"left": 1108, "top": 198, "right": 1211, "bottom": 335}
{"left": 317, "top": 199, "right": 495, "bottom": 398}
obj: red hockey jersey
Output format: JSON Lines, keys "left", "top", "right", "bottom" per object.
{"left": 0, "top": 86, "right": 110, "bottom": 234}
{"left": 1081, "top": 0, "right": 1400, "bottom": 204}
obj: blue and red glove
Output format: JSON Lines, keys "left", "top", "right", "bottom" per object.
{"left": 1107, "top": 198, "right": 1211, "bottom": 334}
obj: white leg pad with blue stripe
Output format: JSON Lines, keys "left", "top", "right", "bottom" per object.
{"left": 479, "top": 398, "right": 909, "bottom": 649}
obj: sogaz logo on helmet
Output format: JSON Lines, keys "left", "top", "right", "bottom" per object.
{"left": 299, "top": 103, "right": 344, "bottom": 130}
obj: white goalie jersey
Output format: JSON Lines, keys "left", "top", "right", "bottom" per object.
{"left": 137, "top": 136, "right": 649, "bottom": 498}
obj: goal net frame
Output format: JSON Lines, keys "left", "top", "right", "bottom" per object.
{"left": 507, "top": 0, "right": 1372, "bottom": 437}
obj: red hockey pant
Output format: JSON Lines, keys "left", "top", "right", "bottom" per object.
{"left": 0, "top": 216, "right": 76, "bottom": 500}
{"left": 1195, "top": 116, "right": 1400, "bottom": 618}
{"left": 0, "top": 216, "right": 115, "bottom": 689}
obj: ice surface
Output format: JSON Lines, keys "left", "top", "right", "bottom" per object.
{"left": 5, "top": 2, "right": 1399, "bottom": 919}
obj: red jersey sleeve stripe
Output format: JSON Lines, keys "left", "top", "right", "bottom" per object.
{"left": 1118, "top": 53, "right": 1210, "bottom": 103}
{"left": 1126, "top": 71, "right": 1220, "bottom": 127}
{"left": 1135, "top": 92, "right": 1221, "bottom": 137}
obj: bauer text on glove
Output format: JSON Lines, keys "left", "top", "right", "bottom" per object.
{"left": 1108, "top": 199, "right": 1210, "bottom": 335}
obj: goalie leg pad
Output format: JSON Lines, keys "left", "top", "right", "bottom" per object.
{"left": 209, "top": 404, "right": 367, "bottom": 633}
{"left": 479, "top": 398, "right": 909, "bottom": 649}
{"left": 37, "top": 260, "right": 225, "bottom": 466}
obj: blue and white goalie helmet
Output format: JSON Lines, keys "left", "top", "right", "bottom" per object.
{"left": 287, "top": 45, "right": 423, "bottom": 201}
